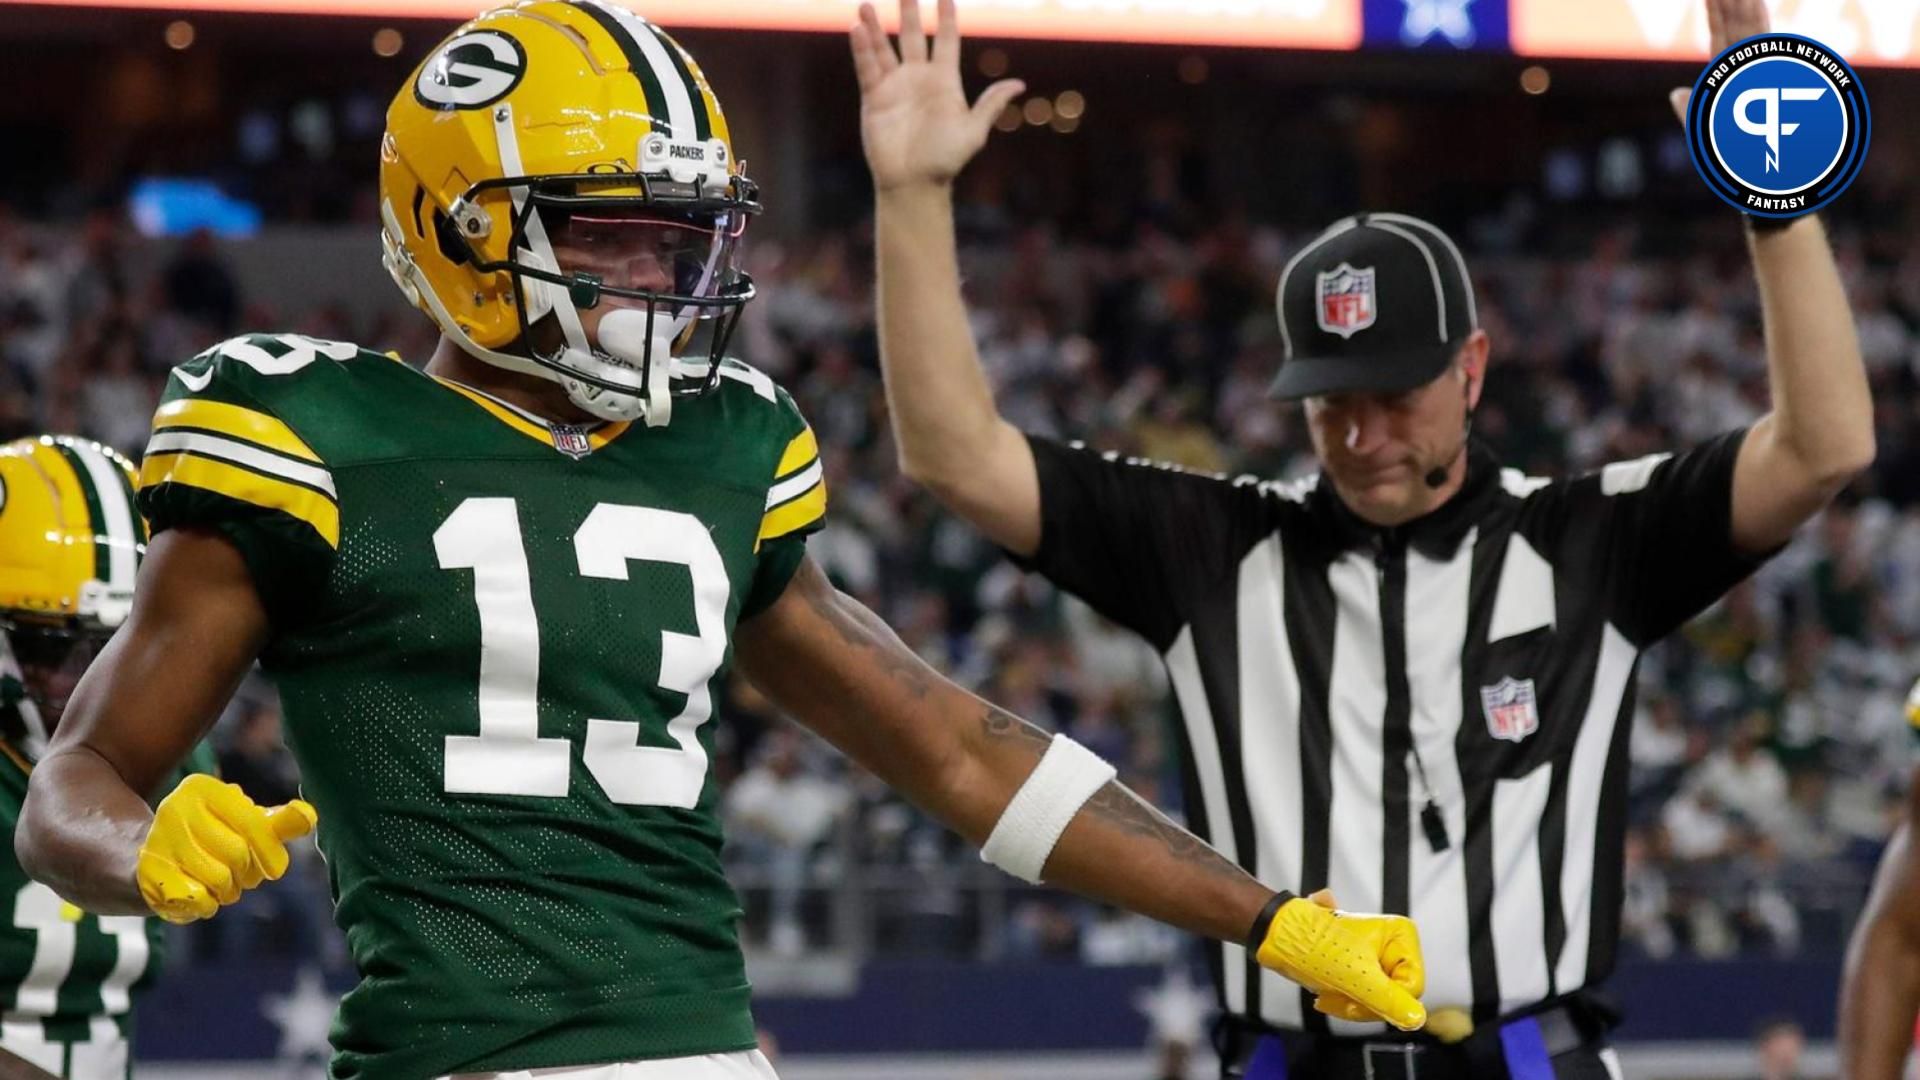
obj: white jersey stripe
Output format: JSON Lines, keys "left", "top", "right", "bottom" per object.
{"left": 1165, "top": 628, "right": 1246, "bottom": 1015}
{"left": 1404, "top": 537, "right": 1476, "bottom": 1016}
{"left": 1555, "top": 623, "right": 1637, "bottom": 993}
{"left": 1324, "top": 551, "right": 1388, "bottom": 1036}
{"left": 1234, "top": 536, "right": 1305, "bottom": 1029}
{"left": 766, "top": 460, "right": 823, "bottom": 510}
{"left": 144, "top": 431, "right": 338, "bottom": 498}
{"left": 1492, "top": 763, "right": 1554, "bottom": 1013}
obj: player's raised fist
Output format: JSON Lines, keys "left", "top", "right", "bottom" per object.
{"left": 1254, "top": 889, "right": 1428, "bottom": 1032}
{"left": 135, "top": 774, "right": 316, "bottom": 925}
{"left": 850, "top": 0, "right": 1025, "bottom": 191}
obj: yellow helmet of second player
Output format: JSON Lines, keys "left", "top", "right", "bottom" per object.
{"left": 0, "top": 436, "right": 145, "bottom": 629}
{"left": 0, "top": 436, "right": 146, "bottom": 752}
{"left": 378, "top": 0, "right": 760, "bottom": 427}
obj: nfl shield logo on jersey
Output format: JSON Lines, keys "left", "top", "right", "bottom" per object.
{"left": 1316, "top": 263, "right": 1377, "bottom": 339}
{"left": 1480, "top": 677, "right": 1540, "bottom": 743}
{"left": 550, "top": 424, "right": 593, "bottom": 460}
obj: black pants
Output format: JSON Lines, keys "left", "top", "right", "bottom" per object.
{"left": 1223, "top": 1037, "right": 1622, "bottom": 1080}
{"left": 1218, "top": 996, "right": 1622, "bottom": 1080}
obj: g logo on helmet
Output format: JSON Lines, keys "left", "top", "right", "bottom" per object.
{"left": 414, "top": 30, "right": 528, "bottom": 111}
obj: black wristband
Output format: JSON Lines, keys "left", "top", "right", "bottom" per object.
{"left": 1246, "top": 890, "right": 1297, "bottom": 951}
{"left": 1743, "top": 212, "right": 1799, "bottom": 235}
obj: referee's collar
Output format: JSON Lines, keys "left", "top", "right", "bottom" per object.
{"left": 1311, "top": 439, "right": 1503, "bottom": 560}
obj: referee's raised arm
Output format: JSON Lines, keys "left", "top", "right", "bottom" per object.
{"left": 1669, "top": 0, "right": 1875, "bottom": 555}
{"left": 852, "top": 0, "right": 1040, "bottom": 557}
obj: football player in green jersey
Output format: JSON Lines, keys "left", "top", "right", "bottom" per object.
{"left": 0, "top": 436, "right": 219, "bottom": 1080}
{"left": 19, "top": 5, "right": 1427, "bottom": 1079}
{"left": 1837, "top": 678, "right": 1920, "bottom": 1080}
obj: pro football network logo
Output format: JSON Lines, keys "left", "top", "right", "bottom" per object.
{"left": 1683, "top": 33, "right": 1869, "bottom": 220}
{"left": 1316, "top": 263, "right": 1377, "bottom": 339}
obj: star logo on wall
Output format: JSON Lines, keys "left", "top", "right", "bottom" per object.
{"left": 262, "top": 966, "right": 338, "bottom": 1065}
{"left": 1402, "top": 0, "right": 1478, "bottom": 48}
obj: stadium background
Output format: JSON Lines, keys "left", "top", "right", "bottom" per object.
{"left": 1, "top": 0, "right": 1918, "bottom": 1075}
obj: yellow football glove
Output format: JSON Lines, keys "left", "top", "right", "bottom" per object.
{"left": 136, "top": 774, "right": 317, "bottom": 925}
{"left": 1253, "top": 889, "right": 1427, "bottom": 1032}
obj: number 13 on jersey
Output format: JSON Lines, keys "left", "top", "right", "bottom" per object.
{"left": 433, "top": 497, "right": 729, "bottom": 810}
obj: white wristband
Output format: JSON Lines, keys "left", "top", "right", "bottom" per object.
{"left": 980, "top": 734, "right": 1118, "bottom": 884}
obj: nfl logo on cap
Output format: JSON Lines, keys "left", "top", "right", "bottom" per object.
{"left": 1316, "top": 263, "right": 1376, "bottom": 339}
{"left": 1480, "top": 676, "right": 1540, "bottom": 743}
{"left": 1270, "top": 212, "right": 1475, "bottom": 402}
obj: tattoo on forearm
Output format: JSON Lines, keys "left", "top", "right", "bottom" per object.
{"left": 796, "top": 563, "right": 935, "bottom": 700}
{"left": 1079, "top": 781, "right": 1250, "bottom": 882}
{"left": 977, "top": 705, "right": 1247, "bottom": 883}
{"left": 980, "top": 704, "right": 1052, "bottom": 750}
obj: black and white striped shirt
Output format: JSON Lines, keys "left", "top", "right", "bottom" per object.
{"left": 1018, "top": 430, "right": 1768, "bottom": 1035}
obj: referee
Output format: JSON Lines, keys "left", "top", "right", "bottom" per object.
{"left": 850, "top": 0, "right": 1872, "bottom": 1075}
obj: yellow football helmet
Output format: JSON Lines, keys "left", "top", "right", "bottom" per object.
{"left": 1907, "top": 676, "right": 1920, "bottom": 748}
{"left": 0, "top": 436, "right": 146, "bottom": 752}
{"left": 378, "top": 0, "right": 760, "bottom": 426}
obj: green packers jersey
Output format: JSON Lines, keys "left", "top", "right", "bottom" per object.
{"left": 0, "top": 740, "right": 218, "bottom": 1080}
{"left": 136, "top": 334, "right": 828, "bottom": 1080}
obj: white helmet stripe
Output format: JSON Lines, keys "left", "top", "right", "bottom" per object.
{"left": 492, "top": 102, "right": 589, "bottom": 359}
{"left": 64, "top": 441, "right": 138, "bottom": 593}
{"left": 587, "top": 1, "right": 698, "bottom": 142}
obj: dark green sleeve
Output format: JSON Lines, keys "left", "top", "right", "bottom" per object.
{"left": 743, "top": 534, "right": 810, "bottom": 619}
{"left": 136, "top": 351, "right": 340, "bottom": 628}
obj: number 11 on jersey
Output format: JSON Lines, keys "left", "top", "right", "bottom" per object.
{"left": 433, "top": 497, "right": 730, "bottom": 809}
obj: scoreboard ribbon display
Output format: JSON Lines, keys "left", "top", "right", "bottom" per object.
{"left": 7, "top": 0, "right": 1918, "bottom": 64}
{"left": 1511, "top": 0, "right": 1920, "bottom": 66}
{"left": 0, "top": 0, "right": 1362, "bottom": 49}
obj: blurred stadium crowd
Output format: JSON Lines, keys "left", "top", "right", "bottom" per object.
{"left": 2, "top": 165, "right": 1918, "bottom": 974}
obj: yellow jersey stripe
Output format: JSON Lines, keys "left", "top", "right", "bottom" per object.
{"left": 0, "top": 739, "right": 30, "bottom": 777}
{"left": 774, "top": 427, "right": 819, "bottom": 480}
{"left": 758, "top": 480, "right": 826, "bottom": 543}
{"left": 138, "top": 452, "right": 341, "bottom": 548}
{"left": 153, "top": 399, "right": 322, "bottom": 464}
{"left": 432, "top": 378, "right": 632, "bottom": 451}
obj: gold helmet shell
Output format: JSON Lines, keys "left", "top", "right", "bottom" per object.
{"left": 0, "top": 435, "right": 145, "bottom": 631}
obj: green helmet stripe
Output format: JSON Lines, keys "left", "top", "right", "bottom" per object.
{"left": 637, "top": 20, "right": 712, "bottom": 142}
{"left": 570, "top": 1, "right": 679, "bottom": 140}
{"left": 49, "top": 442, "right": 108, "bottom": 586}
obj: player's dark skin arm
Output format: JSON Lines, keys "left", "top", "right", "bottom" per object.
{"left": 20, "top": 529, "right": 1275, "bottom": 948}
{"left": 736, "top": 557, "right": 1272, "bottom": 945}
{"left": 15, "top": 529, "right": 267, "bottom": 914}
{"left": 0, "top": 1048, "right": 59, "bottom": 1080}
{"left": 1838, "top": 773, "right": 1920, "bottom": 1080}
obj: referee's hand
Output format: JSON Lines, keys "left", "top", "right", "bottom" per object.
{"left": 1254, "top": 889, "right": 1427, "bottom": 1031}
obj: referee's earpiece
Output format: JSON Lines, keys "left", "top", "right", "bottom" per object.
{"left": 1423, "top": 367, "right": 1478, "bottom": 490}
{"left": 1423, "top": 407, "right": 1475, "bottom": 490}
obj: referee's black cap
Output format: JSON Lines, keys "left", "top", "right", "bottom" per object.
{"left": 1270, "top": 212, "right": 1479, "bottom": 401}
